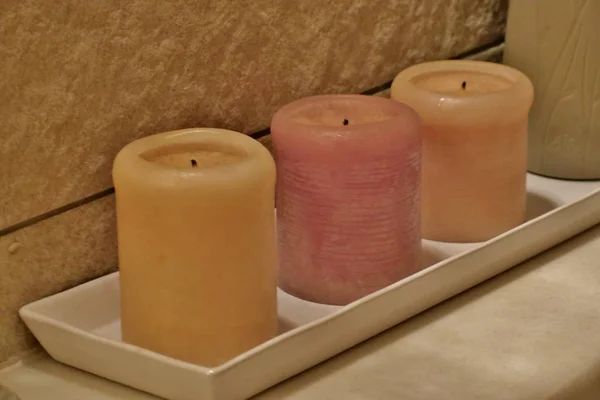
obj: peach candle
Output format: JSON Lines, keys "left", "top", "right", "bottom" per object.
{"left": 391, "top": 60, "right": 534, "bottom": 243}
{"left": 272, "top": 95, "right": 422, "bottom": 306}
{"left": 113, "top": 128, "right": 277, "bottom": 367}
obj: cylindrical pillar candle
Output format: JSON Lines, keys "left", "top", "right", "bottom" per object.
{"left": 113, "top": 128, "right": 277, "bottom": 367}
{"left": 391, "top": 60, "right": 534, "bottom": 243}
{"left": 504, "top": 0, "right": 600, "bottom": 179}
{"left": 272, "top": 95, "right": 422, "bottom": 306}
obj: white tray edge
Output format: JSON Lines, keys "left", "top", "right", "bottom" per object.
{"left": 211, "top": 188, "right": 600, "bottom": 399}
{"left": 19, "top": 188, "right": 600, "bottom": 400}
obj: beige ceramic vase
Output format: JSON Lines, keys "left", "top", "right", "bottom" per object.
{"left": 504, "top": 0, "right": 600, "bottom": 179}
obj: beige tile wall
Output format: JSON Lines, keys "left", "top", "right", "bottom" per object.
{"left": 0, "top": 0, "right": 507, "bottom": 364}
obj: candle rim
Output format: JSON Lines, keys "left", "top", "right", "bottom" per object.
{"left": 139, "top": 141, "right": 249, "bottom": 170}
{"left": 392, "top": 60, "right": 533, "bottom": 101}
{"left": 410, "top": 70, "right": 513, "bottom": 95}
{"left": 390, "top": 60, "right": 534, "bottom": 125}
{"left": 113, "top": 128, "right": 274, "bottom": 185}
{"left": 271, "top": 94, "right": 420, "bottom": 136}
{"left": 136, "top": 129, "right": 252, "bottom": 172}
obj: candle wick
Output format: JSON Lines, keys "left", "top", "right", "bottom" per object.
{"left": 461, "top": 81, "right": 467, "bottom": 90}
{"left": 343, "top": 119, "right": 349, "bottom": 125}
{"left": 191, "top": 159, "right": 198, "bottom": 167}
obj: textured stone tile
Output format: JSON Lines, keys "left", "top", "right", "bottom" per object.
{"left": 0, "top": 196, "right": 117, "bottom": 364}
{"left": 0, "top": 0, "right": 508, "bottom": 229}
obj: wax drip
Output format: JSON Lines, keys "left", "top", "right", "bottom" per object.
{"left": 461, "top": 81, "right": 467, "bottom": 90}
{"left": 191, "top": 159, "right": 198, "bottom": 167}
{"left": 343, "top": 119, "right": 349, "bottom": 125}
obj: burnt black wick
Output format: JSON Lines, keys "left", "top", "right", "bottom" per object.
{"left": 461, "top": 81, "right": 467, "bottom": 90}
{"left": 343, "top": 119, "right": 349, "bottom": 125}
{"left": 191, "top": 159, "right": 198, "bottom": 167}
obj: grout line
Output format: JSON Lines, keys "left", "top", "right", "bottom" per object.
{"left": 1, "top": 39, "right": 504, "bottom": 237}
{"left": 360, "top": 81, "right": 393, "bottom": 96}
{"left": 0, "top": 188, "right": 115, "bottom": 237}
{"left": 249, "top": 127, "right": 271, "bottom": 140}
{"left": 450, "top": 37, "right": 504, "bottom": 60}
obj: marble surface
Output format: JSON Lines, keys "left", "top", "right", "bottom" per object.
{"left": 0, "top": 357, "right": 157, "bottom": 400}
{"left": 0, "top": 0, "right": 507, "bottom": 229}
{"left": 3, "top": 222, "right": 600, "bottom": 399}
{"left": 0, "top": 385, "right": 20, "bottom": 400}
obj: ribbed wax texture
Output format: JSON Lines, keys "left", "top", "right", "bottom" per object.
{"left": 272, "top": 95, "right": 422, "bottom": 305}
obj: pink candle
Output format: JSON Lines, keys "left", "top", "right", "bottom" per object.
{"left": 271, "top": 94, "right": 422, "bottom": 305}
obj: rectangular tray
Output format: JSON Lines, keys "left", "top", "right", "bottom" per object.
{"left": 20, "top": 173, "right": 600, "bottom": 400}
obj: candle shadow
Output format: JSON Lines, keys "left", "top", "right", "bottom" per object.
{"left": 420, "top": 243, "right": 450, "bottom": 269}
{"left": 525, "top": 191, "right": 561, "bottom": 221}
{"left": 278, "top": 318, "right": 296, "bottom": 334}
{"left": 276, "top": 288, "right": 342, "bottom": 334}
{"left": 277, "top": 191, "right": 560, "bottom": 336}
{"left": 277, "top": 243, "right": 465, "bottom": 334}
{"left": 419, "top": 192, "right": 561, "bottom": 270}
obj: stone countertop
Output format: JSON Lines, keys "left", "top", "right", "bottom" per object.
{"left": 3, "top": 223, "right": 600, "bottom": 400}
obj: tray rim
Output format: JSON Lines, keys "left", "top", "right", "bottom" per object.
{"left": 19, "top": 274, "right": 214, "bottom": 374}
{"left": 20, "top": 187, "right": 600, "bottom": 377}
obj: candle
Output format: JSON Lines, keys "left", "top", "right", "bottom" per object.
{"left": 391, "top": 60, "right": 534, "bottom": 243}
{"left": 271, "top": 95, "right": 422, "bottom": 306}
{"left": 112, "top": 128, "right": 277, "bottom": 367}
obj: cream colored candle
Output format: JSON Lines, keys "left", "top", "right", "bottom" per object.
{"left": 505, "top": 0, "right": 600, "bottom": 179}
{"left": 392, "top": 60, "right": 534, "bottom": 243}
{"left": 112, "top": 128, "right": 277, "bottom": 367}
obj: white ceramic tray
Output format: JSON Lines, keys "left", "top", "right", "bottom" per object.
{"left": 20, "top": 173, "right": 600, "bottom": 400}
